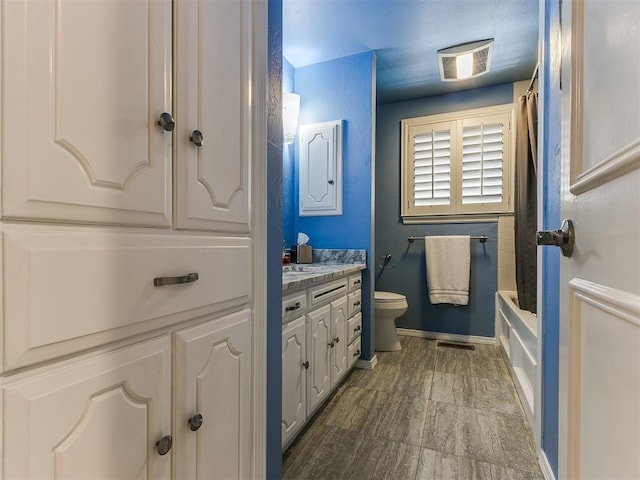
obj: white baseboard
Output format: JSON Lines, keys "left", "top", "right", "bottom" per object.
{"left": 397, "top": 328, "right": 497, "bottom": 346}
{"left": 539, "top": 449, "right": 555, "bottom": 480}
{"left": 354, "top": 355, "right": 378, "bottom": 370}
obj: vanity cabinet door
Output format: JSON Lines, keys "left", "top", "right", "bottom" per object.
{"left": 174, "top": 0, "right": 253, "bottom": 233}
{"left": 282, "top": 316, "right": 307, "bottom": 447}
{"left": 298, "top": 120, "right": 343, "bottom": 216}
{"left": 306, "top": 304, "right": 332, "bottom": 413}
{"left": 330, "top": 296, "right": 349, "bottom": 386}
{"left": 173, "top": 311, "right": 252, "bottom": 480}
{"left": 1, "top": 0, "right": 172, "bottom": 227}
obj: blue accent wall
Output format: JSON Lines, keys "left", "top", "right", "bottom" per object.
{"left": 375, "top": 84, "right": 513, "bottom": 337}
{"left": 267, "top": 0, "right": 283, "bottom": 477}
{"left": 541, "top": 0, "right": 561, "bottom": 475}
{"left": 284, "top": 52, "right": 376, "bottom": 359}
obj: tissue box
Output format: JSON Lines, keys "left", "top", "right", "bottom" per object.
{"left": 297, "top": 245, "right": 312, "bottom": 264}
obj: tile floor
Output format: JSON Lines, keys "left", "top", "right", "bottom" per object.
{"left": 282, "top": 335, "right": 543, "bottom": 480}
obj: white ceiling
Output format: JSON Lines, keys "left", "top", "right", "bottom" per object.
{"left": 283, "top": 0, "right": 539, "bottom": 104}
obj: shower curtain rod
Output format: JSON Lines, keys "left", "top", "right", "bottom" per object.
{"left": 407, "top": 235, "right": 488, "bottom": 243}
{"left": 526, "top": 63, "right": 539, "bottom": 93}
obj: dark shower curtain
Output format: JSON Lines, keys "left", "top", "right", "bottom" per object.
{"left": 514, "top": 90, "right": 538, "bottom": 314}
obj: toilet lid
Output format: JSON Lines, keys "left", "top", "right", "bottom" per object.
{"left": 375, "top": 291, "right": 406, "bottom": 302}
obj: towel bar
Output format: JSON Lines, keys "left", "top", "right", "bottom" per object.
{"left": 407, "top": 235, "right": 488, "bottom": 243}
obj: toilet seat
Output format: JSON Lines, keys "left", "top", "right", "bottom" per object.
{"left": 375, "top": 291, "right": 406, "bottom": 303}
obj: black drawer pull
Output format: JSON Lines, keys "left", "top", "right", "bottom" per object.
{"left": 353, "top": 349, "right": 361, "bottom": 357}
{"left": 154, "top": 272, "right": 199, "bottom": 287}
{"left": 285, "top": 302, "right": 301, "bottom": 312}
{"left": 353, "top": 301, "right": 361, "bottom": 307}
{"left": 302, "top": 361, "right": 310, "bottom": 369}
{"left": 354, "top": 325, "right": 362, "bottom": 332}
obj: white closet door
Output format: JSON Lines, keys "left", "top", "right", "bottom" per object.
{"left": 2, "top": 337, "right": 172, "bottom": 479}
{"left": 1, "top": 0, "right": 172, "bottom": 227}
{"left": 174, "top": 0, "right": 252, "bottom": 232}
{"left": 173, "top": 310, "right": 253, "bottom": 480}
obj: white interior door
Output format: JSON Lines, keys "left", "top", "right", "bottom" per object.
{"left": 558, "top": 1, "right": 640, "bottom": 478}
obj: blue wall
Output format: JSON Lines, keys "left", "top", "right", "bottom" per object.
{"left": 283, "top": 52, "right": 377, "bottom": 359}
{"left": 267, "top": 0, "right": 283, "bottom": 477}
{"left": 541, "top": 0, "right": 561, "bottom": 475}
{"left": 375, "top": 84, "right": 514, "bottom": 337}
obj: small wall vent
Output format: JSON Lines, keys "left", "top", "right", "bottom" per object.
{"left": 437, "top": 39, "right": 494, "bottom": 82}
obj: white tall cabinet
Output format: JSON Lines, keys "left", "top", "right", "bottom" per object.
{"left": 0, "top": 0, "right": 266, "bottom": 478}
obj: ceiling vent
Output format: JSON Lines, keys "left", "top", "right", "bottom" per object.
{"left": 437, "top": 39, "right": 494, "bottom": 82}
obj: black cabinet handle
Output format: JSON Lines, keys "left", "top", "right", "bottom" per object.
{"left": 188, "top": 413, "right": 204, "bottom": 432}
{"left": 154, "top": 272, "right": 199, "bottom": 287}
{"left": 285, "top": 302, "right": 301, "bottom": 312}
{"left": 156, "top": 435, "right": 173, "bottom": 455}
{"left": 157, "top": 112, "right": 175, "bottom": 132}
{"left": 354, "top": 325, "right": 362, "bottom": 332}
{"left": 353, "top": 349, "right": 361, "bottom": 357}
{"left": 302, "top": 361, "right": 310, "bottom": 369}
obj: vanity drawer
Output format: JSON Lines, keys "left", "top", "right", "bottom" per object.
{"left": 348, "top": 290, "right": 362, "bottom": 317}
{"left": 308, "top": 279, "right": 348, "bottom": 308}
{"left": 282, "top": 291, "right": 307, "bottom": 323}
{"left": 348, "top": 336, "right": 361, "bottom": 370}
{"left": 348, "top": 274, "right": 362, "bottom": 292}
{"left": 347, "top": 313, "right": 362, "bottom": 344}
{"left": 3, "top": 230, "right": 251, "bottom": 370}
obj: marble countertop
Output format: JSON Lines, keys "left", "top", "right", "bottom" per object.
{"left": 282, "top": 263, "right": 365, "bottom": 292}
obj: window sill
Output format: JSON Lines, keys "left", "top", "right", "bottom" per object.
{"left": 401, "top": 212, "right": 513, "bottom": 224}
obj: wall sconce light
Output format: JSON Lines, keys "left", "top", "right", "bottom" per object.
{"left": 283, "top": 92, "right": 300, "bottom": 144}
{"left": 437, "top": 39, "right": 494, "bottom": 81}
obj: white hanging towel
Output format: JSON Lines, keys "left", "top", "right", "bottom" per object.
{"left": 425, "top": 235, "right": 470, "bottom": 305}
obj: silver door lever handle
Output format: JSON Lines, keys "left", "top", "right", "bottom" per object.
{"left": 536, "top": 219, "right": 575, "bottom": 257}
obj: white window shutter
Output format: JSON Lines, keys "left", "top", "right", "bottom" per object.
{"left": 461, "top": 122, "right": 504, "bottom": 205}
{"left": 412, "top": 128, "right": 451, "bottom": 207}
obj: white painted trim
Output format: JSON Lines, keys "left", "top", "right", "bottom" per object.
{"left": 571, "top": 137, "right": 640, "bottom": 195}
{"left": 570, "top": 278, "right": 640, "bottom": 326}
{"left": 250, "top": 0, "right": 267, "bottom": 477}
{"left": 539, "top": 449, "right": 556, "bottom": 480}
{"left": 397, "top": 328, "right": 497, "bottom": 346}
{"left": 354, "top": 355, "right": 378, "bottom": 370}
{"left": 535, "top": 0, "right": 546, "bottom": 454}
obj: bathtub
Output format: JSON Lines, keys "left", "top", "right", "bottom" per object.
{"left": 495, "top": 291, "right": 537, "bottom": 426}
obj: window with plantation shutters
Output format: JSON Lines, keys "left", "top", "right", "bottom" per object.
{"left": 413, "top": 127, "right": 451, "bottom": 207}
{"left": 461, "top": 122, "right": 504, "bottom": 205}
{"left": 401, "top": 105, "right": 513, "bottom": 222}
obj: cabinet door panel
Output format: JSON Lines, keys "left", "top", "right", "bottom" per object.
{"left": 2, "top": 337, "right": 171, "bottom": 479}
{"left": 299, "top": 120, "right": 343, "bottom": 216}
{"left": 174, "top": 310, "right": 252, "bottom": 480}
{"left": 174, "top": 0, "right": 252, "bottom": 232}
{"left": 282, "top": 316, "right": 307, "bottom": 446}
{"left": 331, "top": 297, "right": 349, "bottom": 386}
{"left": 307, "top": 305, "right": 332, "bottom": 413}
{"left": 1, "top": 0, "right": 171, "bottom": 226}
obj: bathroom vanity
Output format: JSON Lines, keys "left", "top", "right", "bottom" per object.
{"left": 281, "top": 264, "right": 365, "bottom": 448}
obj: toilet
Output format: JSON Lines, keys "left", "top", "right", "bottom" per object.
{"left": 374, "top": 291, "right": 408, "bottom": 351}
